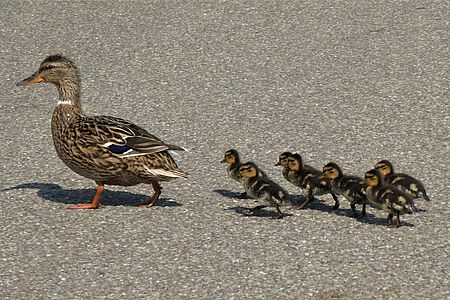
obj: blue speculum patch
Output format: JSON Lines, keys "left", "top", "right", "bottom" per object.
{"left": 108, "top": 144, "right": 131, "bottom": 154}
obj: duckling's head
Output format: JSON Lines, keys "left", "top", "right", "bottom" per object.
{"left": 238, "top": 162, "right": 258, "bottom": 179}
{"left": 364, "top": 169, "right": 383, "bottom": 187}
{"left": 17, "top": 55, "right": 80, "bottom": 87}
{"left": 275, "top": 152, "right": 292, "bottom": 167}
{"left": 287, "top": 153, "right": 302, "bottom": 171}
{"left": 221, "top": 149, "right": 240, "bottom": 165}
{"left": 374, "top": 160, "right": 394, "bottom": 177}
{"left": 322, "top": 162, "right": 342, "bottom": 179}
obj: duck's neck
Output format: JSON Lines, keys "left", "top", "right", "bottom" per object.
{"left": 52, "top": 79, "right": 84, "bottom": 129}
{"left": 56, "top": 79, "right": 82, "bottom": 109}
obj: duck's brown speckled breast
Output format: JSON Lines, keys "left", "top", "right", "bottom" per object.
{"left": 51, "top": 105, "right": 127, "bottom": 184}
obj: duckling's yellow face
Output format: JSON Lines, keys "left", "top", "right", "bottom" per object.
{"left": 288, "top": 158, "right": 300, "bottom": 171}
{"left": 222, "top": 153, "right": 236, "bottom": 165}
{"left": 239, "top": 165, "right": 257, "bottom": 178}
{"left": 322, "top": 166, "right": 339, "bottom": 179}
{"left": 374, "top": 162, "right": 391, "bottom": 177}
{"left": 364, "top": 171, "right": 379, "bottom": 187}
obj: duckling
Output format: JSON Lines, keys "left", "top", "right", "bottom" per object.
{"left": 287, "top": 154, "right": 340, "bottom": 210}
{"left": 238, "top": 162, "right": 290, "bottom": 219}
{"left": 375, "top": 160, "right": 431, "bottom": 202}
{"left": 17, "top": 55, "right": 187, "bottom": 209}
{"left": 274, "top": 151, "right": 292, "bottom": 183}
{"left": 364, "top": 169, "right": 418, "bottom": 227}
{"left": 221, "top": 149, "right": 243, "bottom": 183}
{"left": 322, "top": 162, "right": 367, "bottom": 218}
{"left": 220, "top": 149, "right": 247, "bottom": 198}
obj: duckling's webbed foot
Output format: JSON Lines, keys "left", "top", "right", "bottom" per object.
{"left": 244, "top": 205, "right": 267, "bottom": 216}
{"left": 137, "top": 182, "right": 162, "bottom": 207}
{"left": 385, "top": 213, "right": 396, "bottom": 227}
{"left": 274, "top": 205, "right": 284, "bottom": 219}
{"left": 67, "top": 183, "right": 104, "bottom": 209}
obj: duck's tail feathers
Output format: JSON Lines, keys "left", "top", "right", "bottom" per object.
{"left": 167, "top": 144, "right": 187, "bottom": 151}
{"left": 144, "top": 166, "right": 188, "bottom": 180}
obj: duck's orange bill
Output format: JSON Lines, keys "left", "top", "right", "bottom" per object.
{"left": 16, "top": 74, "right": 44, "bottom": 86}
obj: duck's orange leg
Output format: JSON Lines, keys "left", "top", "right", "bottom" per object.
{"left": 67, "top": 184, "right": 104, "bottom": 209}
{"left": 138, "top": 182, "right": 161, "bottom": 207}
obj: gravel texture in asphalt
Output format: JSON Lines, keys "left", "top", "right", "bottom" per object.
{"left": 1, "top": 1, "right": 449, "bottom": 299}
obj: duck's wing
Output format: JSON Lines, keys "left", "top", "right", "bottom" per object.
{"left": 80, "top": 115, "right": 185, "bottom": 157}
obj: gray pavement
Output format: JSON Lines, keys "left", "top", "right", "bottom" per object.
{"left": 1, "top": 1, "right": 449, "bottom": 299}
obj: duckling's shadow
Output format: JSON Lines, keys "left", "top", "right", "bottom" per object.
{"left": 286, "top": 198, "right": 415, "bottom": 227}
{"left": 225, "top": 206, "right": 294, "bottom": 219}
{"left": 330, "top": 204, "right": 415, "bottom": 227}
{"left": 213, "top": 189, "right": 249, "bottom": 199}
{"left": 4, "top": 182, "right": 181, "bottom": 207}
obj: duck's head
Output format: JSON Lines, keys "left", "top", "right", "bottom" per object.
{"left": 17, "top": 55, "right": 80, "bottom": 87}
{"left": 221, "top": 149, "right": 240, "bottom": 165}
{"left": 287, "top": 153, "right": 302, "bottom": 171}
{"left": 238, "top": 162, "right": 258, "bottom": 179}
{"left": 374, "top": 160, "right": 394, "bottom": 177}
{"left": 364, "top": 169, "right": 383, "bottom": 187}
{"left": 275, "top": 152, "right": 292, "bottom": 167}
{"left": 322, "top": 162, "right": 342, "bottom": 179}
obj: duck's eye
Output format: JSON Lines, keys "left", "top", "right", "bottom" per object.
{"left": 43, "top": 64, "right": 56, "bottom": 71}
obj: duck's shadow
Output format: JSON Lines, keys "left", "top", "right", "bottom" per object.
{"left": 3, "top": 182, "right": 181, "bottom": 207}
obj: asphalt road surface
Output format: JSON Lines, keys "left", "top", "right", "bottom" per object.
{"left": 1, "top": 1, "right": 449, "bottom": 299}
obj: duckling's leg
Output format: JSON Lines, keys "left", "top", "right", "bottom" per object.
{"left": 138, "top": 182, "right": 162, "bottom": 207}
{"left": 296, "top": 192, "right": 313, "bottom": 210}
{"left": 386, "top": 213, "right": 394, "bottom": 227}
{"left": 67, "top": 183, "right": 104, "bottom": 209}
{"left": 274, "top": 204, "right": 284, "bottom": 219}
{"left": 350, "top": 203, "right": 358, "bottom": 217}
{"left": 394, "top": 213, "right": 402, "bottom": 228}
{"left": 361, "top": 203, "right": 367, "bottom": 217}
{"left": 330, "top": 192, "right": 340, "bottom": 210}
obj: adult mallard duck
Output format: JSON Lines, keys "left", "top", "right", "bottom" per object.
{"left": 17, "top": 54, "right": 187, "bottom": 209}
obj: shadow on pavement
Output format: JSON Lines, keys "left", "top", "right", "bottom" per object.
{"left": 226, "top": 206, "right": 293, "bottom": 219}
{"left": 213, "top": 189, "right": 249, "bottom": 199}
{"left": 3, "top": 182, "right": 181, "bottom": 207}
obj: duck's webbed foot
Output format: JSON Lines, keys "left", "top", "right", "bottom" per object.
{"left": 67, "top": 183, "right": 104, "bottom": 210}
{"left": 138, "top": 182, "right": 162, "bottom": 208}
